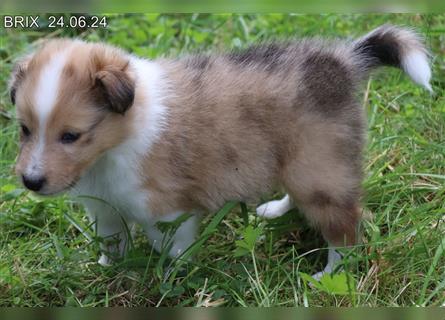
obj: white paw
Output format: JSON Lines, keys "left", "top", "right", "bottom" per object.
{"left": 311, "top": 249, "right": 343, "bottom": 281}
{"left": 311, "top": 270, "right": 326, "bottom": 281}
{"left": 98, "top": 254, "right": 112, "bottom": 267}
{"left": 256, "top": 195, "right": 292, "bottom": 219}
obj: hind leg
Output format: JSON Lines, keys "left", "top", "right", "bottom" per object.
{"left": 255, "top": 193, "right": 350, "bottom": 279}
{"left": 293, "top": 191, "right": 362, "bottom": 247}
{"left": 285, "top": 172, "right": 362, "bottom": 278}
{"left": 282, "top": 122, "right": 364, "bottom": 277}
{"left": 312, "top": 248, "right": 343, "bottom": 280}
{"left": 293, "top": 188, "right": 361, "bottom": 278}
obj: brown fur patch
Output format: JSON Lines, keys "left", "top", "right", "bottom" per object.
{"left": 301, "top": 51, "right": 353, "bottom": 110}
{"left": 228, "top": 43, "right": 288, "bottom": 72}
{"left": 310, "top": 190, "right": 333, "bottom": 207}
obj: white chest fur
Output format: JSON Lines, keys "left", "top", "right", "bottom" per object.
{"left": 72, "top": 142, "right": 151, "bottom": 224}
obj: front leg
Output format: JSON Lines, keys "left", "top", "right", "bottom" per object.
{"left": 85, "top": 204, "right": 131, "bottom": 266}
{"left": 144, "top": 213, "right": 199, "bottom": 258}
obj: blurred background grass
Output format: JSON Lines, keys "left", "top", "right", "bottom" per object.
{"left": 0, "top": 14, "right": 444, "bottom": 306}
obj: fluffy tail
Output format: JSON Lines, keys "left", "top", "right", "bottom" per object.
{"left": 353, "top": 24, "right": 432, "bottom": 92}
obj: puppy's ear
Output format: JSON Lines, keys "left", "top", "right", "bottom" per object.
{"left": 94, "top": 63, "right": 135, "bottom": 115}
{"left": 9, "top": 54, "right": 32, "bottom": 105}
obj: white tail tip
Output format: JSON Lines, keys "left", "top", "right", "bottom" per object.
{"left": 402, "top": 50, "right": 433, "bottom": 93}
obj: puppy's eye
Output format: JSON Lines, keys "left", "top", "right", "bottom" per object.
{"left": 20, "top": 124, "right": 30, "bottom": 137}
{"left": 60, "top": 132, "right": 81, "bottom": 144}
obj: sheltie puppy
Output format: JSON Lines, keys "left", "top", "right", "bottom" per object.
{"left": 10, "top": 24, "right": 431, "bottom": 278}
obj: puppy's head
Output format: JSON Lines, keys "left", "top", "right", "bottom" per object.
{"left": 11, "top": 39, "right": 136, "bottom": 195}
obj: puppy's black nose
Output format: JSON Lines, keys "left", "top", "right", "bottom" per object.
{"left": 22, "top": 175, "right": 46, "bottom": 192}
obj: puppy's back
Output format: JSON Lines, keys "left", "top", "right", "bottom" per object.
{"left": 142, "top": 25, "right": 431, "bottom": 215}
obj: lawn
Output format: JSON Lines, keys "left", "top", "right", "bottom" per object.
{"left": 0, "top": 13, "right": 444, "bottom": 307}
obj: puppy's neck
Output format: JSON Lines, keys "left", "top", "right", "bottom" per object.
{"left": 74, "top": 57, "right": 169, "bottom": 194}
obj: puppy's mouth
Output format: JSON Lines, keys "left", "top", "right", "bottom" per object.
{"left": 28, "top": 178, "right": 79, "bottom": 196}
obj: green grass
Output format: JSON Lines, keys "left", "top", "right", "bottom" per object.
{"left": 0, "top": 13, "right": 444, "bottom": 307}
